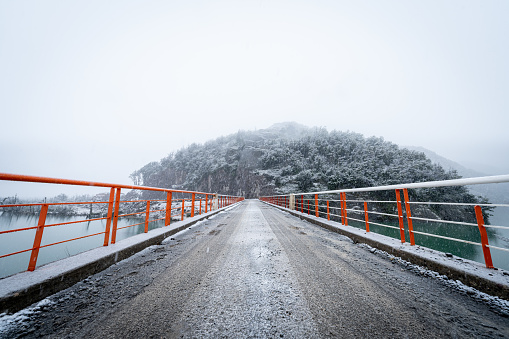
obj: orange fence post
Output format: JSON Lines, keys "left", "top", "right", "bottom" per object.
{"left": 343, "top": 193, "right": 348, "bottom": 226}
{"left": 340, "top": 193, "right": 345, "bottom": 225}
{"left": 28, "top": 204, "right": 48, "bottom": 271}
{"left": 307, "top": 200, "right": 310, "bottom": 215}
{"left": 301, "top": 195, "right": 303, "bottom": 213}
{"left": 111, "top": 188, "right": 121, "bottom": 244}
{"left": 205, "top": 194, "right": 208, "bottom": 213}
{"left": 165, "top": 192, "right": 172, "bottom": 226}
{"left": 403, "top": 189, "right": 415, "bottom": 245}
{"left": 199, "top": 198, "right": 202, "bottom": 215}
{"left": 315, "top": 194, "right": 319, "bottom": 217}
{"left": 144, "top": 200, "right": 151, "bottom": 233}
{"left": 103, "top": 187, "right": 115, "bottom": 246}
{"left": 339, "top": 192, "right": 348, "bottom": 226}
{"left": 327, "top": 200, "right": 330, "bottom": 220}
{"left": 395, "top": 189, "right": 406, "bottom": 243}
{"left": 181, "top": 199, "right": 185, "bottom": 220}
{"left": 191, "top": 193, "right": 195, "bottom": 218}
{"left": 364, "top": 201, "right": 370, "bottom": 232}
{"left": 475, "top": 205, "right": 494, "bottom": 268}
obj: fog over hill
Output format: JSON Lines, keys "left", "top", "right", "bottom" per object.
{"left": 130, "top": 122, "right": 489, "bottom": 222}
{"left": 403, "top": 146, "right": 509, "bottom": 203}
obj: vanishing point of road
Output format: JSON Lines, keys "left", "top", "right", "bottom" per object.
{"left": 7, "top": 200, "right": 509, "bottom": 338}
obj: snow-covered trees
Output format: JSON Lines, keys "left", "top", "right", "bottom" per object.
{"left": 130, "top": 122, "right": 484, "bottom": 222}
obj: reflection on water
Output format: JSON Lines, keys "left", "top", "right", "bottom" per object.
{"left": 0, "top": 213, "right": 164, "bottom": 278}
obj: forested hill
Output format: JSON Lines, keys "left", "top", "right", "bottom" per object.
{"left": 130, "top": 122, "right": 480, "bottom": 204}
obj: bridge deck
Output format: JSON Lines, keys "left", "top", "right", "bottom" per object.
{"left": 4, "top": 200, "right": 509, "bottom": 338}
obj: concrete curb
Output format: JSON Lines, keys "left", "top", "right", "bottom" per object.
{"left": 0, "top": 202, "right": 243, "bottom": 314}
{"left": 262, "top": 201, "right": 509, "bottom": 301}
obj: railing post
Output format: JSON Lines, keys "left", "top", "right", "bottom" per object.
{"left": 181, "top": 198, "right": 185, "bottom": 220}
{"left": 301, "top": 195, "right": 303, "bottom": 213}
{"left": 191, "top": 193, "right": 195, "bottom": 217}
{"left": 327, "top": 200, "right": 330, "bottom": 220}
{"left": 144, "top": 200, "right": 151, "bottom": 233}
{"left": 343, "top": 193, "right": 348, "bottom": 226}
{"left": 315, "top": 194, "right": 319, "bottom": 217}
{"left": 165, "top": 192, "right": 172, "bottom": 226}
{"left": 475, "top": 205, "right": 494, "bottom": 268}
{"left": 340, "top": 193, "right": 345, "bottom": 225}
{"left": 395, "top": 189, "right": 406, "bottom": 243}
{"left": 364, "top": 201, "right": 370, "bottom": 232}
{"left": 28, "top": 204, "right": 48, "bottom": 271}
{"left": 103, "top": 187, "right": 115, "bottom": 246}
{"left": 199, "top": 198, "right": 202, "bottom": 215}
{"left": 307, "top": 200, "right": 310, "bottom": 215}
{"left": 205, "top": 194, "right": 208, "bottom": 213}
{"left": 111, "top": 188, "right": 121, "bottom": 244}
{"left": 403, "top": 189, "right": 415, "bottom": 245}
{"left": 340, "top": 192, "right": 348, "bottom": 226}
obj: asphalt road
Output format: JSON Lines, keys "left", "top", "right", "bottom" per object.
{"left": 3, "top": 200, "right": 509, "bottom": 338}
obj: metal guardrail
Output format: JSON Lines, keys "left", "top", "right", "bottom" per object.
{"left": 260, "top": 175, "right": 509, "bottom": 269}
{"left": 0, "top": 173, "right": 243, "bottom": 274}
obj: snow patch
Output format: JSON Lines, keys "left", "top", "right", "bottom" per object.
{"left": 359, "top": 243, "right": 509, "bottom": 316}
{"left": 208, "top": 211, "right": 225, "bottom": 220}
{"left": 161, "top": 219, "right": 208, "bottom": 244}
{"left": 0, "top": 298, "right": 54, "bottom": 336}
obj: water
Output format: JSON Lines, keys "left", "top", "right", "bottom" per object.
{"left": 0, "top": 212, "right": 165, "bottom": 278}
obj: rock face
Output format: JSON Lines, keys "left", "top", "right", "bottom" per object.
{"left": 130, "top": 122, "right": 486, "bottom": 222}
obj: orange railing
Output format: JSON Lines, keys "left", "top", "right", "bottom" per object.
{"left": 0, "top": 173, "right": 243, "bottom": 275}
{"left": 260, "top": 175, "right": 509, "bottom": 270}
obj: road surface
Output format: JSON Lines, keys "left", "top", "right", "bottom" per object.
{"left": 3, "top": 199, "right": 509, "bottom": 338}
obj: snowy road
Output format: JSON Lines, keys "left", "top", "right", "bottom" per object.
{"left": 2, "top": 200, "right": 509, "bottom": 338}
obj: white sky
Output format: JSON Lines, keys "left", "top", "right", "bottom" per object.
{"left": 1, "top": 0, "right": 508, "bottom": 198}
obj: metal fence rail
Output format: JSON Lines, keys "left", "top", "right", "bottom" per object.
{"left": 260, "top": 174, "right": 509, "bottom": 269}
{"left": 0, "top": 173, "right": 243, "bottom": 275}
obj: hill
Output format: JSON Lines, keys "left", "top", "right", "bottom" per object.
{"left": 130, "top": 122, "right": 487, "bottom": 222}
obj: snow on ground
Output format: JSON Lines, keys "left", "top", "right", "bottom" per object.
{"left": 282, "top": 203, "right": 509, "bottom": 287}
{"left": 358, "top": 243, "right": 509, "bottom": 316}
{"left": 264, "top": 202, "right": 509, "bottom": 310}
{"left": 161, "top": 219, "right": 207, "bottom": 244}
{"left": 0, "top": 298, "right": 54, "bottom": 336}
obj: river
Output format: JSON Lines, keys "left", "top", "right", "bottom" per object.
{"left": 0, "top": 212, "right": 165, "bottom": 279}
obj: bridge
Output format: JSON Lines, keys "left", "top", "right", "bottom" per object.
{"left": 1, "top": 173, "right": 509, "bottom": 337}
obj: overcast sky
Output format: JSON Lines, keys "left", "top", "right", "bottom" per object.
{"left": 1, "top": 0, "right": 508, "bottom": 198}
